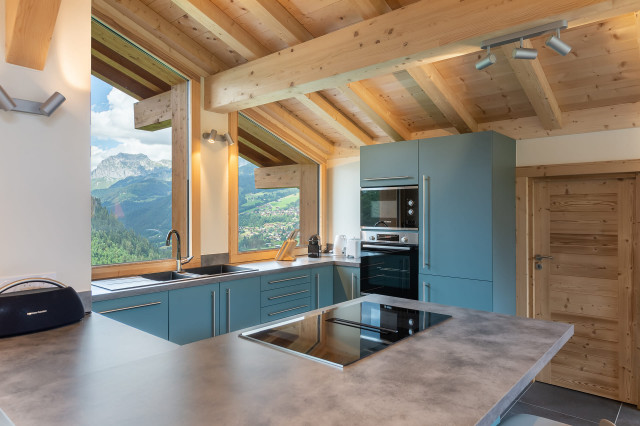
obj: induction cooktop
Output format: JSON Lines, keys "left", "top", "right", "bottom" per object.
{"left": 240, "top": 301, "right": 451, "bottom": 368}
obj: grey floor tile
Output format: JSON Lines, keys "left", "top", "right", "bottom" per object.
{"left": 502, "top": 401, "right": 596, "bottom": 426}
{"left": 519, "top": 382, "right": 620, "bottom": 423}
{"left": 616, "top": 403, "right": 640, "bottom": 426}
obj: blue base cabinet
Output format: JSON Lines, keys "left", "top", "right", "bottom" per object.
{"left": 333, "top": 266, "right": 360, "bottom": 304}
{"left": 418, "top": 274, "right": 492, "bottom": 312}
{"left": 220, "top": 277, "right": 261, "bottom": 334}
{"left": 311, "top": 266, "right": 334, "bottom": 309}
{"left": 93, "top": 292, "right": 169, "bottom": 339}
{"left": 168, "top": 283, "right": 219, "bottom": 345}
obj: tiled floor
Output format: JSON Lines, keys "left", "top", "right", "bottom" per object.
{"left": 501, "top": 382, "right": 640, "bottom": 425}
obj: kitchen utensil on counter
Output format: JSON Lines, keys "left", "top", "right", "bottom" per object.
{"left": 333, "top": 235, "right": 347, "bottom": 255}
{"left": 346, "top": 237, "right": 361, "bottom": 258}
{"left": 308, "top": 234, "right": 320, "bottom": 258}
{"left": 275, "top": 229, "right": 299, "bottom": 261}
{"left": 0, "top": 278, "right": 85, "bottom": 337}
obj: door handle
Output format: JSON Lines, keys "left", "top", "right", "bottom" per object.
{"left": 422, "top": 282, "right": 431, "bottom": 302}
{"left": 351, "top": 273, "right": 356, "bottom": 300}
{"left": 422, "top": 175, "right": 431, "bottom": 270}
{"left": 534, "top": 254, "right": 553, "bottom": 261}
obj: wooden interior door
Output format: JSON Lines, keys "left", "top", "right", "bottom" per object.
{"left": 532, "top": 176, "right": 635, "bottom": 403}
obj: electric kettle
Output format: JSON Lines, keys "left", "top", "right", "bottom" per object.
{"left": 333, "top": 234, "right": 347, "bottom": 255}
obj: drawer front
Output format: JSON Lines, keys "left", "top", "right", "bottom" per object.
{"left": 261, "top": 282, "right": 311, "bottom": 307}
{"left": 93, "top": 292, "right": 169, "bottom": 339}
{"left": 260, "top": 270, "right": 311, "bottom": 291}
{"left": 261, "top": 297, "right": 311, "bottom": 323}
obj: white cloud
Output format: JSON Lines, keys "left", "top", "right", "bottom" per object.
{"left": 91, "top": 88, "right": 172, "bottom": 170}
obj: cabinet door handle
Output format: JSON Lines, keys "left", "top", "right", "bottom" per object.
{"left": 422, "top": 175, "right": 431, "bottom": 270}
{"left": 268, "top": 304, "right": 309, "bottom": 317}
{"left": 97, "top": 301, "right": 161, "bottom": 314}
{"left": 211, "top": 291, "right": 216, "bottom": 338}
{"left": 226, "top": 288, "right": 231, "bottom": 333}
{"left": 316, "top": 273, "right": 320, "bottom": 308}
{"left": 422, "top": 282, "right": 431, "bottom": 302}
{"left": 362, "top": 176, "right": 412, "bottom": 181}
{"left": 268, "top": 275, "right": 309, "bottom": 284}
{"left": 268, "top": 289, "right": 309, "bottom": 300}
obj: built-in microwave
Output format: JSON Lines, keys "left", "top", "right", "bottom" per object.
{"left": 360, "top": 186, "right": 418, "bottom": 230}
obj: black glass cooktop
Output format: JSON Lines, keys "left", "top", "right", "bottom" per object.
{"left": 240, "top": 301, "right": 451, "bottom": 368}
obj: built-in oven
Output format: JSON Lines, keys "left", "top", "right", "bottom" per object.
{"left": 360, "top": 186, "right": 418, "bottom": 230}
{"left": 359, "top": 230, "right": 419, "bottom": 300}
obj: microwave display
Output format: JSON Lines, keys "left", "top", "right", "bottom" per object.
{"left": 360, "top": 186, "right": 418, "bottom": 229}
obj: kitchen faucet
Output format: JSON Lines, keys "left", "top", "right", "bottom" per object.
{"left": 166, "top": 229, "right": 193, "bottom": 272}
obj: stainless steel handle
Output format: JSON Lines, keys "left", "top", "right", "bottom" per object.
{"left": 361, "top": 244, "right": 412, "bottom": 251}
{"left": 268, "top": 289, "right": 309, "bottom": 300}
{"left": 0, "top": 278, "right": 67, "bottom": 294}
{"left": 422, "top": 282, "right": 431, "bottom": 302}
{"left": 422, "top": 175, "right": 431, "bottom": 269}
{"left": 362, "top": 176, "right": 412, "bottom": 181}
{"left": 226, "top": 288, "right": 231, "bottom": 333}
{"left": 534, "top": 254, "right": 554, "bottom": 261}
{"left": 268, "top": 275, "right": 309, "bottom": 284}
{"left": 211, "top": 291, "right": 216, "bottom": 337}
{"left": 268, "top": 304, "right": 309, "bottom": 317}
{"left": 98, "top": 301, "right": 161, "bottom": 314}
{"left": 316, "top": 273, "right": 320, "bottom": 308}
{"left": 351, "top": 273, "right": 356, "bottom": 300}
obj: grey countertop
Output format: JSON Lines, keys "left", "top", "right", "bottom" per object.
{"left": 0, "top": 294, "right": 572, "bottom": 426}
{"left": 92, "top": 254, "right": 360, "bottom": 302}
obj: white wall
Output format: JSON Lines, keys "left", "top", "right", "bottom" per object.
{"left": 0, "top": 0, "right": 91, "bottom": 297}
{"left": 516, "top": 127, "right": 640, "bottom": 166}
{"left": 327, "top": 156, "right": 361, "bottom": 242}
{"left": 199, "top": 101, "right": 229, "bottom": 255}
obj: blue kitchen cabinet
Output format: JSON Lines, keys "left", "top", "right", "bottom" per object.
{"left": 418, "top": 131, "right": 515, "bottom": 315}
{"left": 168, "top": 283, "right": 220, "bottom": 345}
{"left": 333, "top": 266, "right": 360, "bottom": 304}
{"left": 219, "top": 277, "right": 261, "bottom": 334}
{"left": 360, "top": 139, "right": 419, "bottom": 187}
{"left": 93, "top": 292, "right": 169, "bottom": 339}
{"left": 310, "top": 265, "right": 334, "bottom": 309}
{"left": 419, "top": 274, "right": 492, "bottom": 312}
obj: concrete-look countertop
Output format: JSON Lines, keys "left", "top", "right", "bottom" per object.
{"left": 0, "top": 294, "right": 572, "bottom": 426}
{"left": 92, "top": 254, "right": 360, "bottom": 302}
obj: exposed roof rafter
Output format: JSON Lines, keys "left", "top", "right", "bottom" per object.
{"left": 237, "top": 0, "right": 313, "bottom": 46}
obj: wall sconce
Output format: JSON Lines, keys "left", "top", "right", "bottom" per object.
{"left": 0, "top": 85, "right": 65, "bottom": 116}
{"left": 202, "top": 129, "right": 235, "bottom": 145}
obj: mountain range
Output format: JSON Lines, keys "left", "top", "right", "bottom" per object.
{"left": 91, "top": 152, "right": 171, "bottom": 190}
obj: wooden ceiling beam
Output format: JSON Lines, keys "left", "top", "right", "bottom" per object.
{"left": 407, "top": 64, "right": 477, "bottom": 133}
{"left": 204, "top": 0, "right": 639, "bottom": 113}
{"left": 295, "top": 93, "right": 375, "bottom": 146}
{"left": 238, "top": 143, "right": 276, "bottom": 167}
{"left": 92, "top": 0, "right": 226, "bottom": 80}
{"left": 238, "top": 136, "right": 286, "bottom": 165}
{"left": 502, "top": 40, "right": 562, "bottom": 130}
{"left": 239, "top": 115, "right": 314, "bottom": 165}
{"left": 237, "top": 0, "right": 313, "bottom": 46}
{"left": 635, "top": 12, "right": 640, "bottom": 60}
{"left": 92, "top": 56, "right": 157, "bottom": 100}
{"left": 238, "top": 128, "right": 295, "bottom": 164}
{"left": 340, "top": 83, "right": 409, "bottom": 141}
{"left": 354, "top": 0, "right": 392, "bottom": 19}
{"left": 242, "top": 107, "right": 329, "bottom": 165}
{"left": 5, "top": 0, "right": 62, "bottom": 70}
{"left": 134, "top": 91, "right": 172, "bottom": 131}
{"left": 171, "top": 0, "right": 270, "bottom": 60}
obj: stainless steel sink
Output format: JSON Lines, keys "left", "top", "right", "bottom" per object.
{"left": 140, "top": 271, "right": 201, "bottom": 282}
{"left": 183, "top": 264, "right": 258, "bottom": 276}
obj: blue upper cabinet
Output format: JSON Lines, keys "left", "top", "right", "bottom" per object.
{"left": 360, "top": 139, "right": 419, "bottom": 187}
{"left": 219, "top": 277, "right": 261, "bottom": 334}
{"left": 168, "top": 283, "right": 219, "bottom": 345}
{"left": 418, "top": 131, "right": 516, "bottom": 314}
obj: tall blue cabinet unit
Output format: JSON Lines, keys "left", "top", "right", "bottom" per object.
{"left": 418, "top": 131, "right": 515, "bottom": 314}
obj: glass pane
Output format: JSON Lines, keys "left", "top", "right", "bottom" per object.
{"left": 90, "top": 76, "right": 172, "bottom": 265}
{"left": 238, "top": 158, "right": 300, "bottom": 252}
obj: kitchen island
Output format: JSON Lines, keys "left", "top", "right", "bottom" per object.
{"left": 0, "top": 294, "right": 572, "bottom": 425}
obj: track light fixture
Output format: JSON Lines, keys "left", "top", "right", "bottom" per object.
{"left": 475, "top": 45, "right": 497, "bottom": 70}
{"left": 477, "top": 20, "right": 569, "bottom": 70}
{"left": 0, "top": 85, "right": 65, "bottom": 116}
{"left": 512, "top": 38, "right": 538, "bottom": 60}
{"left": 202, "top": 129, "right": 235, "bottom": 145}
{"left": 546, "top": 29, "right": 572, "bottom": 56}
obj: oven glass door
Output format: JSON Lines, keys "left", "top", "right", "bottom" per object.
{"left": 360, "top": 187, "right": 418, "bottom": 229}
{"left": 360, "top": 245, "right": 418, "bottom": 300}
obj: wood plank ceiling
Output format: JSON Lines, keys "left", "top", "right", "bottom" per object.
{"left": 90, "top": 0, "right": 640, "bottom": 160}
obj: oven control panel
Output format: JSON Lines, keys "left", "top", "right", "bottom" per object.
{"left": 360, "top": 230, "right": 418, "bottom": 245}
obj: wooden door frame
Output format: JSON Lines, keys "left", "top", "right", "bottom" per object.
{"left": 516, "top": 159, "right": 640, "bottom": 406}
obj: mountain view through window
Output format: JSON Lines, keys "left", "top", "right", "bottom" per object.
{"left": 90, "top": 76, "right": 173, "bottom": 266}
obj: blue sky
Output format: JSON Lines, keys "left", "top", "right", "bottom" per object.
{"left": 90, "top": 76, "right": 172, "bottom": 171}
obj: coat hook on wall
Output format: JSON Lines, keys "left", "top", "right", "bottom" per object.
{"left": 0, "top": 85, "right": 65, "bottom": 117}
